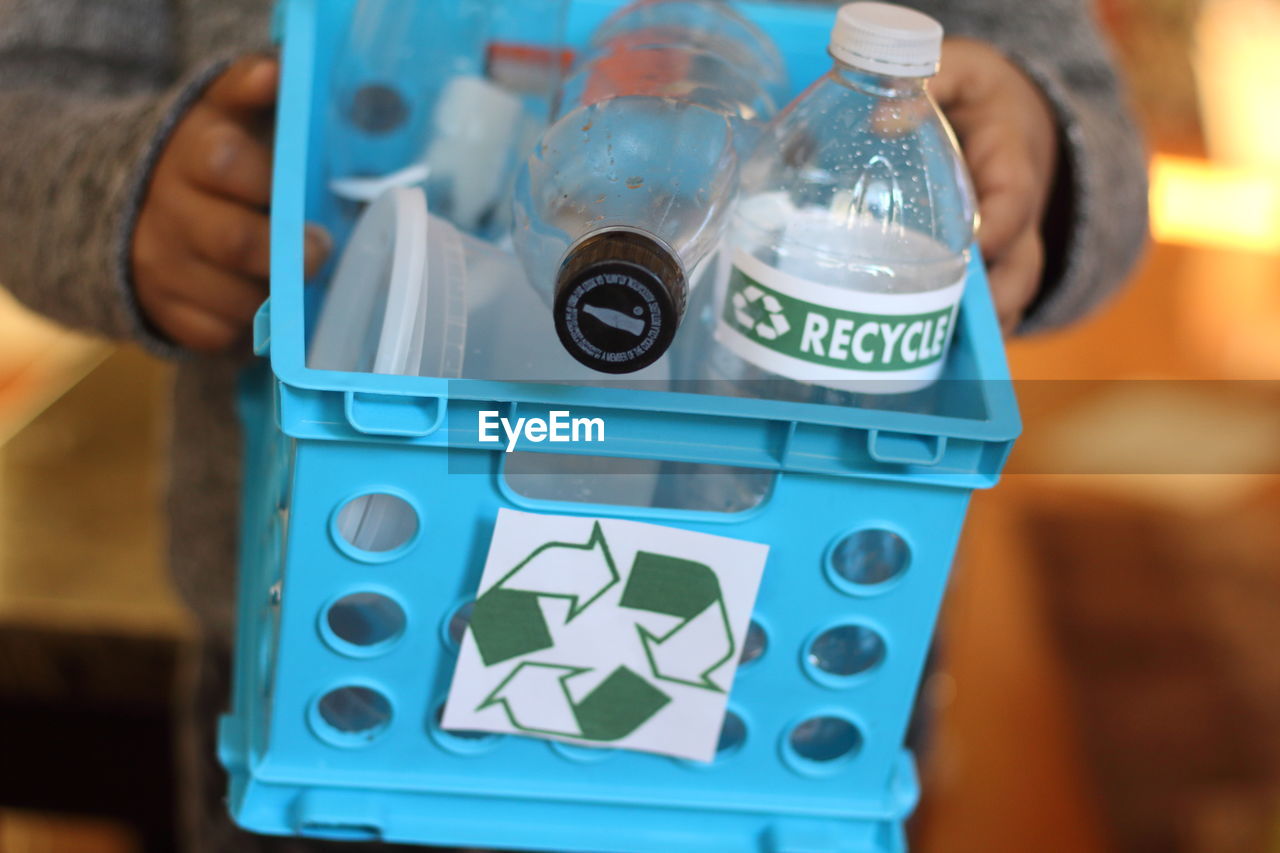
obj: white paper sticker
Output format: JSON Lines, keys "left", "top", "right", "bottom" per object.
{"left": 442, "top": 508, "right": 769, "bottom": 762}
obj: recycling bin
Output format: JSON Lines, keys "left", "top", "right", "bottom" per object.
{"left": 219, "top": 1, "right": 1022, "bottom": 850}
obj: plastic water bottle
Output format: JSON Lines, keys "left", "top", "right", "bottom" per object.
{"left": 706, "top": 2, "right": 976, "bottom": 399}
{"left": 513, "top": 0, "right": 787, "bottom": 374}
{"left": 564, "top": 0, "right": 789, "bottom": 133}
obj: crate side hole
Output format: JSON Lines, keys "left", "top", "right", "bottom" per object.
{"left": 679, "top": 707, "right": 750, "bottom": 770}
{"left": 445, "top": 600, "right": 475, "bottom": 649}
{"left": 334, "top": 493, "right": 419, "bottom": 556}
{"left": 740, "top": 620, "right": 767, "bottom": 666}
{"left": 326, "top": 592, "right": 406, "bottom": 650}
{"left": 314, "top": 686, "right": 393, "bottom": 745}
{"left": 828, "top": 528, "right": 911, "bottom": 592}
{"left": 806, "top": 624, "right": 885, "bottom": 680}
{"left": 784, "top": 715, "right": 863, "bottom": 773}
{"left": 717, "top": 710, "right": 748, "bottom": 756}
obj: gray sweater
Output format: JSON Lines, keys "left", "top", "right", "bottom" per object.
{"left": 0, "top": 0, "right": 1147, "bottom": 645}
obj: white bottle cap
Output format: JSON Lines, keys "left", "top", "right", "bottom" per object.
{"left": 830, "top": 2, "right": 944, "bottom": 78}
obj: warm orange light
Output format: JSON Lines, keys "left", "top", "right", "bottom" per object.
{"left": 1149, "top": 153, "right": 1280, "bottom": 254}
{"left": 1194, "top": 0, "right": 1280, "bottom": 172}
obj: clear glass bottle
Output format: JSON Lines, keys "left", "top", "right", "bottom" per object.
{"left": 705, "top": 1, "right": 976, "bottom": 400}
{"left": 513, "top": 0, "right": 786, "bottom": 374}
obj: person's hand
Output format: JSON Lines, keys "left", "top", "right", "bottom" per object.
{"left": 132, "top": 56, "right": 330, "bottom": 352}
{"left": 931, "top": 38, "right": 1059, "bottom": 334}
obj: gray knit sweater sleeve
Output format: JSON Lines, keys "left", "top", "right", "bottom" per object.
{"left": 0, "top": 0, "right": 224, "bottom": 350}
{"left": 917, "top": 0, "right": 1150, "bottom": 332}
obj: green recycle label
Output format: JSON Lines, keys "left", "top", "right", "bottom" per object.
{"left": 467, "top": 523, "right": 737, "bottom": 742}
{"left": 722, "top": 265, "right": 959, "bottom": 372}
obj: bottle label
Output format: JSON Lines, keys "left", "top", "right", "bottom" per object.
{"left": 715, "top": 250, "right": 966, "bottom": 390}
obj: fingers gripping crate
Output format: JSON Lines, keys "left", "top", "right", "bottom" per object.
{"left": 220, "top": 1, "right": 1021, "bottom": 850}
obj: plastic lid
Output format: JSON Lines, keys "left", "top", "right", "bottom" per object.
{"left": 406, "top": 209, "right": 468, "bottom": 377}
{"left": 329, "top": 162, "right": 431, "bottom": 204}
{"left": 308, "top": 186, "right": 465, "bottom": 379}
{"left": 371, "top": 187, "right": 429, "bottom": 375}
{"left": 554, "top": 229, "right": 686, "bottom": 374}
{"left": 308, "top": 187, "right": 422, "bottom": 374}
{"left": 829, "top": 2, "right": 944, "bottom": 78}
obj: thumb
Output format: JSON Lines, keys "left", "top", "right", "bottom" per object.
{"left": 928, "top": 38, "right": 987, "bottom": 111}
{"left": 928, "top": 64, "right": 958, "bottom": 109}
{"left": 205, "top": 56, "right": 280, "bottom": 114}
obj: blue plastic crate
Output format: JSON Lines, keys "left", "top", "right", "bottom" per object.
{"left": 220, "top": 1, "right": 1022, "bottom": 850}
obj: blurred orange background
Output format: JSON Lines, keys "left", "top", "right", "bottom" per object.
{"left": 918, "top": 2, "right": 1280, "bottom": 852}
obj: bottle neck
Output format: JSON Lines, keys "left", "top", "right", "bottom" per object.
{"left": 830, "top": 62, "right": 930, "bottom": 99}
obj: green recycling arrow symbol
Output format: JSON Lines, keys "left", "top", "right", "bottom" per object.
{"left": 478, "top": 662, "right": 670, "bottom": 741}
{"left": 621, "top": 552, "right": 736, "bottom": 692}
{"left": 469, "top": 522, "right": 620, "bottom": 666}
{"left": 466, "top": 523, "right": 739, "bottom": 742}
{"left": 733, "top": 283, "right": 791, "bottom": 341}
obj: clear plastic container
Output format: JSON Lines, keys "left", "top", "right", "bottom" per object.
{"left": 512, "top": 0, "right": 787, "bottom": 374}
{"left": 705, "top": 1, "right": 976, "bottom": 400}
{"left": 311, "top": 186, "right": 675, "bottom": 386}
{"left": 309, "top": 187, "right": 668, "bottom": 514}
{"left": 309, "top": 187, "right": 466, "bottom": 379}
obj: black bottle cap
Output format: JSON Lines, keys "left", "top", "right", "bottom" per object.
{"left": 553, "top": 230, "right": 687, "bottom": 374}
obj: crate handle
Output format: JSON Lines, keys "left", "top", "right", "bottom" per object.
{"left": 867, "top": 429, "right": 948, "bottom": 467}
{"left": 344, "top": 391, "right": 446, "bottom": 438}
{"left": 293, "top": 789, "right": 383, "bottom": 841}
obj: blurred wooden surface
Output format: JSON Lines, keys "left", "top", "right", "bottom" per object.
{"left": 0, "top": 346, "right": 189, "bottom": 637}
{"left": 0, "top": 289, "right": 106, "bottom": 448}
{"left": 0, "top": 810, "right": 138, "bottom": 853}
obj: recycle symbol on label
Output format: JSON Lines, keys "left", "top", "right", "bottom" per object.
{"left": 467, "top": 523, "right": 737, "bottom": 742}
{"left": 733, "top": 283, "right": 792, "bottom": 341}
